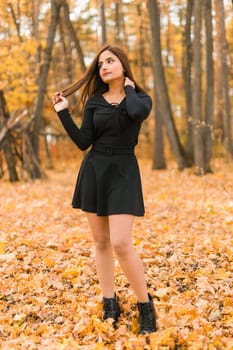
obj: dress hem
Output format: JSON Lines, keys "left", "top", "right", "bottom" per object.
{"left": 71, "top": 206, "right": 145, "bottom": 217}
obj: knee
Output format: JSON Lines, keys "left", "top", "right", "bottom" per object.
{"left": 112, "top": 239, "right": 131, "bottom": 258}
{"left": 94, "top": 236, "right": 111, "bottom": 251}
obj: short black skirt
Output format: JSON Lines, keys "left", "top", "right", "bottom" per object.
{"left": 72, "top": 149, "right": 145, "bottom": 216}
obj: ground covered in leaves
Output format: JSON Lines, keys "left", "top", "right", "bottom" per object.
{"left": 0, "top": 158, "right": 233, "bottom": 350}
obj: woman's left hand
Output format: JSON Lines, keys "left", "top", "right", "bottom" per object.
{"left": 124, "top": 77, "right": 135, "bottom": 89}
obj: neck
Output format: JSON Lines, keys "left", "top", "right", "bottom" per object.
{"left": 107, "top": 79, "right": 125, "bottom": 95}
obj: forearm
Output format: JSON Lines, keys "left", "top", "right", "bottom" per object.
{"left": 125, "top": 86, "right": 152, "bottom": 121}
{"left": 57, "top": 108, "right": 93, "bottom": 150}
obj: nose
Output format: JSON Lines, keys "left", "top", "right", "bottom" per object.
{"left": 101, "top": 60, "right": 110, "bottom": 71}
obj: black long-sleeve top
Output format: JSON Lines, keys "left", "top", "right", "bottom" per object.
{"left": 57, "top": 86, "right": 152, "bottom": 151}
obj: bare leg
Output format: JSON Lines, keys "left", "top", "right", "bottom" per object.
{"left": 86, "top": 212, "right": 115, "bottom": 298}
{"left": 109, "top": 214, "right": 149, "bottom": 303}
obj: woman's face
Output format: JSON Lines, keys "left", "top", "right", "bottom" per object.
{"left": 98, "top": 50, "right": 124, "bottom": 84}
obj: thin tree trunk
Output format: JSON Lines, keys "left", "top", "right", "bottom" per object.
{"left": 153, "top": 91, "right": 166, "bottom": 169}
{"left": 2, "top": 138, "right": 18, "bottom": 182}
{"left": 7, "top": 2, "right": 23, "bottom": 42}
{"left": 100, "top": 0, "right": 107, "bottom": 44}
{"left": 32, "top": 0, "right": 42, "bottom": 75}
{"left": 192, "top": 0, "right": 205, "bottom": 175}
{"left": 115, "top": 0, "right": 120, "bottom": 44}
{"left": 121, "top": 3, "right": 128, "bottom": 48}
{"left": 183, "top": 0, "right": 193, "bottom": 165}
{"left": 32, "top": 0, "right": 40, "bottom": 38}
{"left": 204, "top": 0, "right": 214, "bottom": 172}
{"left": 147, "top": 0, "right": 187, "bottom": 170}
{"left": 58, "top": 15, "right": 76, "bottom": 112}
{"left": 62, "top": 0, "right": 86, "bottom": 73}
{"left": 215, "top": 0, "right": 233, "bottom": 160}
{"left": 0, "top": 91, "right": 19, "bottom": 182}
{"left": 22, "top": 132, "right": 47, "bottom": 180}
{"left": 213, "top": 0, "right": 223, "bottom": 141}
{"left": 0, "top": 151, "right": 4, "bottom": 179}
{"left": 43, "top": 134, "right": 53, "bottom": 169}
{"left": 165, "top": 2, "right": 171, "bottom": 66}
{"left": 31, "top": 0, "right": 62, "bottom": 178}
{"left": 214, "top": 19, "right": 224, "bottom": 139}
{"left": 59, "top": 18, "right": 73, "bottom": 84}
{"left": 136, "top": 4, "right": 145, "bottom": 87}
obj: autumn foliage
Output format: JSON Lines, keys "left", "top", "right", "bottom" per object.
{"left": 0, "top": 1, "right": 233, "bottom": 348}
{"left": 1, "top": 159, "right": 233, "bottom": 349}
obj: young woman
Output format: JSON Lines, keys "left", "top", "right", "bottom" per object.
{"left": 52, "top": 45, "right": 156, "bottom": 334}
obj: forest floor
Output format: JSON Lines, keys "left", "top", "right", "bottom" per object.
{"left": 0, "top": 158, "right": 233, "bottom": 350}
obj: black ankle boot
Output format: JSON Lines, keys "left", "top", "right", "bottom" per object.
{"left": 137, "top": 293, "right": 157, "bottom": 334}
{"left": 102, "top": 294, "right": 120, "bottom": 325}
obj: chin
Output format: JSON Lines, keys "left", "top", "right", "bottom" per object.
{"left": 102, "top": 76, "right": 123, "bottom": 84}
{"left": 102, "top": 77, "right": 112, "bottom": 83}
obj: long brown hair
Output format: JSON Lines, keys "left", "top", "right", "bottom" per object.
{"left": 61, "top": 44, "right": 145, "bottom": 108}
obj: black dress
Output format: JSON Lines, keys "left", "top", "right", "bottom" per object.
{"left": 57, "top": 85, "right": 152, "bottom": 216}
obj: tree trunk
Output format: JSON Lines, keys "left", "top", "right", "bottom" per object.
{"left": 136, "top": 4, "right": 145, "bottom": 87}
{"left": 2, "top": 138, "right": 19, "bottom": 182}
{"left": 204, "top": 0, "right": 214, "bottom": 172}
{"left": 121, "top": 2, "right": 128, "bottom": 48}
{"left": 59, "top": 17, "right": 73, "bottom": 84}
{"left": 58, "top": 14, "right": 77, "bottom": 110}
{"left": 32, "top": 0, "right": 40, "bottom": 38}
{"left": 192, "top": 0, "right": 205, "bottom": 175}
{"left": 100, "top": 0, "right": 107, "bottom": 44}
{"left": 31, "top": 0, "right": 62, "bottom": 178}
{"left": 62, "top": 0, "right": 86, "bottom": 73}
{"left": 183, "top": 0, "right": 194, "bottom": 165}
{"left": 147, "top": 0, "right": 187, "bottom": 170}
{"left": 43, "top": 134, "right": 53, "bottom": 169}
{"left": 214, "top": 19, "right": 224, "bottom": 140}
{"left": 115, "top": 0, "right": 121, "bottom": 44}
{"left": 0, "top": 151, "right": 4, "bottom": 179}
{"left": 153, "top": 91, "right": 166, "bottom": 169}
{"left": 7, "top": 2, "right": 23, "bottom": 43}
{"left": 32, "top": 0, "right": 42, "bottom": 77}
{"left": 215, "top": 0, "right": 233, "bottom": 160}
{"left": 0, "top": 91, "right": 19, "bottom": 182}
{"left": 22, "top": 132, "right": 47, "bottom": 180}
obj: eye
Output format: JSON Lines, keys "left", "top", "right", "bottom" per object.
{"left": 107, "top": 58, "right": 114, "bottom": 64}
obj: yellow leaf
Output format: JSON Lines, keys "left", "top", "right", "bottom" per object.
{"left": 212, "top": 337, "right": 225, "bottom": 348}
{"left": 207, "top": 204, "right": 216, "bottom": 215}
{"left": 0, "top": 241, "right": 5, "bottom": 254}
{"left": 62, "top": 268, "right": 79, "bottom": 278}
{"left": 224, "top": 316, "right": 233, "bottom": 324}
{"left": 131, "top": 316, "right": 138, "bottom": 334}
{"left": 43, "top": 257, "right": 55, "bottom": 268}
{"left": 13, "top": 313, "right": 27, "bottom": 327}
{"left": 149, "top": 332, "right": 159, "bottom": 348}
{"left": 223, "top": 297, "right": 233, "bottom": 307}
{"left": 159, "top": 328, "right": 176, "bottom": 347}
{"left": 134, "top": 237, "right": 142, "bottom": 245}
{"left": 216, "top": 268, "right": 228, "bottom": 279}
{"left": 93, "top": 317, "right": 113, "bottom": 334}
{"left": 225, "top": 215, "right": 233, "bottom": 225}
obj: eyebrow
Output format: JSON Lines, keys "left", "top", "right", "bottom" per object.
{"left": 98, "top": 56, "right": 114, "bottom": 64}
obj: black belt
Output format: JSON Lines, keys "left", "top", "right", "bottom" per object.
{"left": 92, "top": 143, "right": 135, "bottom": 155}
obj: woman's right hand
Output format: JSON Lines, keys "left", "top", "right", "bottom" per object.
{"left": 52, "top": 92, "right": 69, "bottom": 112}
